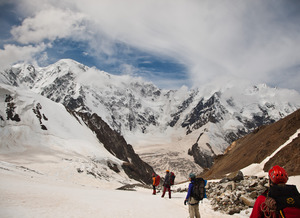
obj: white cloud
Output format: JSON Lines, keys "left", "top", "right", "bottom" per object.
{"left": 0, "top": 43, "right": 48, "bottom": 70}
{"left": 68, "top": 0, "right": 300, "bottom": 89}
{"left": 11, "top": 7, "right": 88, "bottom": 44}
{"left": 119, "top": 63, "right": 139, "bottom": 77}
{"left": 3, "top": 0, "right": 300, "bottom": 91}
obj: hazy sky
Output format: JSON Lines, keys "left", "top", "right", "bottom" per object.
{"left": 1, "top": 0, "right": 300, "bottom": 92}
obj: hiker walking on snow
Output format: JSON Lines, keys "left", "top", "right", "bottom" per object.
{"left": 184, "top": 173, "right": 205, "bottom": 218}
{"left": 161, "top": 170, "right": 171, "bottom": 199}
{"left": 152, "top": 173, "right": 156, "bottom": 195}
{"left": 250, "top": 165, "right": 300, "bottom": 218}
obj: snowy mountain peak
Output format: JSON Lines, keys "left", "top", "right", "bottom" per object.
{"left": 1, "top": 59, "right": 300, "bottom": 180}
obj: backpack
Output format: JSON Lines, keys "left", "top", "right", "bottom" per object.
{"left": 170, "top": 172, "right": 175, "bottom": 185}
{"left": 154, "top": 175, "right": 160, "bottom": 186}
{"left": 192, "top": 177, "right": 206, "bottom": 201}
{"left": 268, "top": 184, "right": 300, "bottom": 218}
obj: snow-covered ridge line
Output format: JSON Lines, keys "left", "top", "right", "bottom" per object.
{"left": 241, "top": 128, "right": 300, "bottom": 179}
{"left": 1, "top": 59, "right": 300, "bottom": 179}
{"left": 0, "top": 83, "right": 154, "bottom": 185}
{"left": 261, "top": 129, "right": 300, "bottom": 165}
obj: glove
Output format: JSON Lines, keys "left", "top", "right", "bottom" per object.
{"left": 184, "top": 200, "right": 187, "bottom": 205}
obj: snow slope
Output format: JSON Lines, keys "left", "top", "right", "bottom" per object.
{"left": 1, "top": 153, "right": 299, "bottom": 218}
{"left": 0, "top": 83, "right": 135, "bottom": 186}
{"left": 1, "top": 83, "right": 300, "bottom": 218}
{"left": 241, "top": 128, "right": 300, "bottom": 180}
{"left": 0, "top": 159, "right": 250, "bottom": 218}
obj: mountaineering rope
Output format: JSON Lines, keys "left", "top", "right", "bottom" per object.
{"left": 261, "top": 197, "right": 277, "bottom": 218}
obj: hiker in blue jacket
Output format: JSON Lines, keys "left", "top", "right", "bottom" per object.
{"left": 184, "top": 173, "right": 204, "bottom": 218}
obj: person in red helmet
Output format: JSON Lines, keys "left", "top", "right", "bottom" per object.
{"left": 250, "top": 165, "right": 300, "bottom": 218}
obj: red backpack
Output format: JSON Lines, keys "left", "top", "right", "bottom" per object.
{"left": 170, "top": 172, "right": 175, "bottom": 185}
{"left": 154, "top": 175, "right": 160, "bottom": 186}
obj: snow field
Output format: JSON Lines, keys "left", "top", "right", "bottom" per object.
{"left": 0, "top": 159, "right": 251, "bottom": 218}
{"left": 0, "top": 174, "right": 248, "bottom": 218}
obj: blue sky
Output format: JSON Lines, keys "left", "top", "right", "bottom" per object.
{"left": 1, "top": 0, "right": 300, "bottom": 92}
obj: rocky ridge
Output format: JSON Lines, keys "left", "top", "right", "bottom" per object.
{"left": 76, "top": 111, "right": 155, "bottom": 184}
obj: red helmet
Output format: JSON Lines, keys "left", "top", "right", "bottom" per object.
{"left": 268, "top": 165, "right": 288, "bottom": 184}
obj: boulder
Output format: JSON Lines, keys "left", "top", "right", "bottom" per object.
{"left": 227, "top": 170, "right": 244, "bottom": 182}
{"left": 206, "top": 175, "right": 268, "bottom": 215}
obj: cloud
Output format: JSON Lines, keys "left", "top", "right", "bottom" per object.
{"left": 68, "top": 0, "right": 300, "bottom": 90}
{"left": 0, "top": 43, "right": 48, "bottom": 70}
{"left": 118, "top": 63, "right": 139, "bottom": 77}
{"left": 2, "top": 0, "right": 300, "bottom": 92}
{"left": 11, "top": 7, "right": 88, "bottom": 44}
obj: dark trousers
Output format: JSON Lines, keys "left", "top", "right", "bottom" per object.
{"left": 152, "top": 185, "right": 156, "bottom": 194}
{"left": 161, "top": 185, "right": 171, "bottom": 198}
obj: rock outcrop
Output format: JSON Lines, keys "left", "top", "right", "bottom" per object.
{"left": 206, "top": 171, "right": 268, "bottom": 215}
{"left": 76, "top": 112, "right": 155, "bottom": 184}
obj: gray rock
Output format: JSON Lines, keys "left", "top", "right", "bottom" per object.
{"left": 206, "top": 175, "right": 268, "bottom": 215}
{"left": 227, "top": 170, "right": 244, "bottom": 182}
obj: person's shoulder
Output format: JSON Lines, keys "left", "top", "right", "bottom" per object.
{"left": 256, "top": 194, "right": 266, "bottom": 203}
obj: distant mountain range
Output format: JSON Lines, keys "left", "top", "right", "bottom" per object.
{"left": 1, "top": 59, "right": 300, "bottom": 181}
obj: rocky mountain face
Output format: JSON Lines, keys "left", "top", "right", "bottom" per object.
{"left": 1, "top": 59, "right": 300, "bottom": 176}
{"left": 202, "top": 108, "right": 300, "bottom": 179}
{"left": 75, "top": 111, "right": 155, "bottom": 184}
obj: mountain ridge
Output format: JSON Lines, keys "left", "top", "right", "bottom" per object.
{"left": 0, "top": 83, "right": 154, "bottom": 185}
{"left": 1, "top": 59, "right": 300, "bottom": 180}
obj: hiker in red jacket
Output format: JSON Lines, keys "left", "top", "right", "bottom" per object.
{"left": 161, "top": 170, "right": 171, "bottom": 199}
{"left": 250, "top": 165, "right": 300, "bottom": 218}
